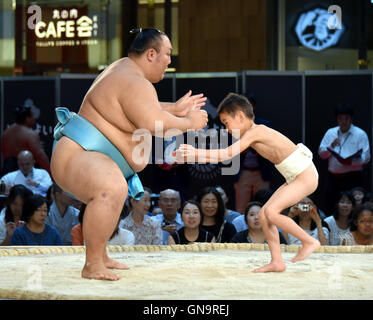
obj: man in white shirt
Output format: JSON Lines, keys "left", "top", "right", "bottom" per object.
{"left": 318, "top": 104, "right": 371, "bottom": 214}
{"left": 152, "top": 189, "right": 184, "bottom": 244}
{"left": 0, "top": 150, "right": 52, "bottom": 197}
{"left": 45, "top": 183, "right": 79, "bottom": 245}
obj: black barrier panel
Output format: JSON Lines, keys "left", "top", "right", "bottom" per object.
{"left": 60, "top": 77, "right": 97, "bottom": 113}
{"left": 305, "top": 73, "right": 373, "bottom": 211}
{"left": 3, "top": 78, "right": 56, "bottom": 162}
{"left": 176, "top": 75, "right": 237, "bottom": 108}
{"left": 154, "top": 77, "right": 173, "bottom": 102}
{"left": 245, "top": 74, "right": 303, "bottom": 191}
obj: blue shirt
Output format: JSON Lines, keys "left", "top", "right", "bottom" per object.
{"left": 10, "top": 224, "right": 62, "bottom": 246}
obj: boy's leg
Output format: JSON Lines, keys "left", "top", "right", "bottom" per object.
{"left": 253, "top": 165, "right": 320, "bottom": 272}
{"left": 253, "top": 207, "right": 286, "bottom": 273}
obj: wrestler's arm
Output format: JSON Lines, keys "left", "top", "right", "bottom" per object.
{"left": 159, "top": 91, "right": 207, "bottom": 117}
{"left": 121, "top": 78, "right": 207, "bottom": 137}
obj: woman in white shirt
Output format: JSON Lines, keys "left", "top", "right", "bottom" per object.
{"left": 284, "top": 197, "right": 329, "bottom": 245}
{"left": 324, "top": 191, "right": 355, "bottom": 245}
{"left": 0, "top": 184, "right": 33, "bottom": 245}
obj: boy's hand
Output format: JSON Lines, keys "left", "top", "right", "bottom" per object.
{"left": 173, "top": 144, "right": 197, "bottom": 163}
{"left": 174, "top": 91, "right": 207, "bottom": 117}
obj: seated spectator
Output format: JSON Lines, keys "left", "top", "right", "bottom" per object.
{"left": 0, "top": 185, "right": 33, "bottom": 245}
{"left": 231, "top": 202, "right": 287, "bottom": 244}
{"left": 284, "top": 197, "right": 329, "bottom": 245}
{"left": 342, "top": 204, "right": 373, "bottom": 245}
{"left": 232, "top": 188, "right": 275, "bottom": 232}
{"left": 71, "top": 203, "right": 135, "bottom": 246}
{"left": 215, "top": 186, "right": 240, "bottom": 224}
{"left": 0, "top": 151, "right": 52, "bottom": 196}
{"left": 350, "top": 187, "right": 366, "bottom": 207}
{"left": 10, "top": 195, "right": 62, "bottom": 245}
{"left": 120, "top": 187, "right": 162, "bottom": 245}
{"left": 196, "top": 187, "right": 236, "bottom": 243}
{"left": 168, "top": 200, "right": 215, "bottom": 244}
{"left": 45, "top": 183, "right": 79, "bottom": 245}
{"left": 363, "top": 192, "right": 373, "bottom": 205}
{"left": 152, "top": 189, "right": 184, "bottom": 244}
{"left": 324, "top": 191, "right": 355, "bottom": 245}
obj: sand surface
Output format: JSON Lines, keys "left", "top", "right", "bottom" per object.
{"left": 0, "top": 244, "right": 372, "bottom": 300}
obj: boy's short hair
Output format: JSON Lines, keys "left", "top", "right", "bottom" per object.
{"left": 217, "top": 93, "right": 254, "bottom": 119}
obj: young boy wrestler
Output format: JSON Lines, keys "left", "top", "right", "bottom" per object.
{"left": 174, "top": 93, "right": 321, "bottom": 272}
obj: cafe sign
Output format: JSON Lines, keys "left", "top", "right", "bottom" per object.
{"left": 32, "top": 8, "right": 99, "bottom": 47}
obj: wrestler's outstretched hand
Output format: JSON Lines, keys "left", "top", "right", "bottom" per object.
{"left": 186, "top": 109, "right": 208, "bottom": 130}
{"left": 172, "top": 144, "right": 197, "bottom": 163}
{"left": 174, "top": 90, "right": 207, "bottom": 117}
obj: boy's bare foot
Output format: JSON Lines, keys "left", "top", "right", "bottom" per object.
{"left": 252, "top": 262, "right": 286, "bottom": 273}
{"left": 104, "top": 256, "right": 130, "bottom": 270}
{"left": 291, "top": 239, "right": 320, "bottom": 263}
{"left": 82, "top": 262, "right": 121, "bottom": 281}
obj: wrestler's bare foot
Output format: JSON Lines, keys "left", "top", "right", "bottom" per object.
{"left": 104, "top": 256, "right": 130, "bottom": 270}
{"left": 291, "top": 239, "right": 320, "bottom": 263}
{"left": 252, "top": 261, "right": 286, "bottom": 273}
{"left": 82, "top": 262, "right": 121, "bottom": 281}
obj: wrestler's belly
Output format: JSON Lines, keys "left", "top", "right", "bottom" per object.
{"left": 79, "top": 110, "right": 149, "bottom": 172}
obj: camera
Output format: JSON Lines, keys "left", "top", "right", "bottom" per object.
{"left": 298, "top": 204, "right": 310, "bottom": 212}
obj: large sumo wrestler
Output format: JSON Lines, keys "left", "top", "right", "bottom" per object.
{"left": 51, "top": 29, "right": 208, "bottom": 280}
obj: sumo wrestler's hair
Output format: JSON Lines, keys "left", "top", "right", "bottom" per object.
{"left": 217, "top": 93, "right": 255, "bottom": 119}
{"left": 128, "top": 28, "right": 168, "bottom": 56}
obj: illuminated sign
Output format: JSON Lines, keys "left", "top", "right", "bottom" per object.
{"left": 295, "top": 8, "right": 344, "bottom": 51}
{"left": 33, "top": 8, "right": 99, "bottom": 47}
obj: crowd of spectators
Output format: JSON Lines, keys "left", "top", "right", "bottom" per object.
{"left": 1, "top": 178, "right": 372, "bottom": 247}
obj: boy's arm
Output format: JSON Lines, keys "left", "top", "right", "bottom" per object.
{"left": 175, "top": 130, "right": 255, "bottom": 163}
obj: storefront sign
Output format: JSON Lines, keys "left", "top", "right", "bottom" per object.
{"left": 295, "top": 7, "right": 344, "bottom": 51}
{"left": 31, "top": 8, "right": 99, "bottom": 47}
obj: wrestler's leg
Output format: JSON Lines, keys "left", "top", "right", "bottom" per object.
{"left": 253, "top": 164, "right": 320, "bottom": 273}
{"left": 51, "top": 137, "right": 128, "bottom": 280}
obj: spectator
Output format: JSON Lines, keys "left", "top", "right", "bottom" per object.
{"left": 45, "top": 183, "right": 79, "bottom": 245}
{"left": 10, "top": 195, "right": 62, "bottom": 245}
{"left": 215, "top": 185, "right": 240, "bottom": 223}
{"left": 231, "top": 202, "right": 287, "bottom": 244}
{"left": 152, "top": 189, "right": 184, "bottom": 244}
{"left": 1, "top": 104, "right": 50, "bottom": 175}
{"left": 70, "top": 203, "right": 135, "bottom": 246}
{"left": 232, "top": 188, "right": 274, "bottom": 232}
{"left": 168, "top": 200, "right": 215, "bottom": 244}
{"left": 324, "top": 191, "right": 355, "bottom": 245}
{"left": 0, "top": 185, "right": 33, "bottom": 245}
{"left": 0, "top": 151, "right": 52, "bottom": 197}
{"left": 284, "top": 197, "right": 329, "bottom": 245}
{"left": 318, "top": 103, "right": 370, "bottom": 213}
{"left": 196, "top": 186, "right": 236, "bottom": 243}
{"left": 350, "top": 186, "right": 366, "bottom": 207}
{"left": 120, "top": 188, "right": 162, "bottom": 245}
{"left": 233, "top": 93, "right": 271, "bottom": 214}
{"left": 342, "top": 204, "right": 373, "bottom": 245}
